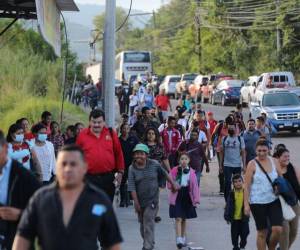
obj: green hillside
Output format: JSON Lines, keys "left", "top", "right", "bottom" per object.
{"left": 0, "top": 21, "right": 86, "bottom": 132}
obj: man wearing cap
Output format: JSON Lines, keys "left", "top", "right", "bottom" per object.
{"left": 128, "top": 144, "right": 178, "bottom": 250}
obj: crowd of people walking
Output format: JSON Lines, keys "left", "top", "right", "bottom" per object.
{"left": 0, "top": 79, "right": 299, "bottom": 250}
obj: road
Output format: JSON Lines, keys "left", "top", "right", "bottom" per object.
{"left": 115, "top": 100, "right": 300, "bottom": 250}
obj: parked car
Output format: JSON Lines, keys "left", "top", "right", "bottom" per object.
{"left": 175, "top": 73, "right": 198, "bottom": 99}
{"left": 250, "top": 89, "right": 300, "bottom": 133}
{"left": 240, "top": 75, "right": 258, "bottom": 107}
{"left": 211, "top": 80, "right": 244, "bottom": 106}
{"left": 159, "top": 75, "right": 181, "bottom": 98}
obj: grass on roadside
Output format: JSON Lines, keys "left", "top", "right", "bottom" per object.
{"left": 0, "top": 96, "right": 87, "bottom": 132}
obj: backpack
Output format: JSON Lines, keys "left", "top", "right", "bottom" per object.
{"left": 211, "top": 122, "right": 224, "bottom": 147}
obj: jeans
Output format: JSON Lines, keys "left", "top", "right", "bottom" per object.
{"left": 224, "top": 166, "right": 241, "bottom": 201}
{"left": 138, "top": 204, "right": 159, "bottom": 250}
{"left": 217, "top": 152, "right": 224, "bottom": 193}
{"left": 231, "top": 220, "right": 250, "bottom": 250}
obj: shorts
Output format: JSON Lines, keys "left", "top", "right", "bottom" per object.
{"left": 250, "top": 199, "right": 283, "bottom": 231}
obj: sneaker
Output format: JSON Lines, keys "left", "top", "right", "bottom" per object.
{"left": 176, "top": 237, "right": 183, "bottom": 249}
{"left": 219, "top": 191, "right": 224, "bottom": 196}
{"left": 182, "top": 236, "right": 187, "bottom": 247}
{"left": 154, "top": 216, "right": 162, "bottom": 223}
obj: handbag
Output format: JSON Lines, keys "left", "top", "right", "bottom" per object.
{"left": 254, "top": 159, "right": 296, "bottom": 221}
{"left": 278, "top": 195, "right": 296, "bottom": 221}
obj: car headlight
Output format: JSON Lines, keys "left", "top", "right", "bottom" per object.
{"left": 267, "top": 112, "right": 276, "bottom": 119}
{"left": 298, "top": 113, "right": 300, "bottom": 119}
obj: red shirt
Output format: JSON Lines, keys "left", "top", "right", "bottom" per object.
{"left": 155, "top": 95, "right": 170, "bottom": 111}
{"left": 76, "top": 127, "right": 125, "bottom": 174}
{"left": 208, "top": 119, "right": 217, "bottom": 135}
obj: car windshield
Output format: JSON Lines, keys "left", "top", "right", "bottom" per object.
{"left": 262, "top": 93, "right": 300, "bottom": 106}
{"left": 170, "top": 77, "right": 181, "bottom": 82}
{"left": 183, "top": 74, "right": 197, "bottom": 81}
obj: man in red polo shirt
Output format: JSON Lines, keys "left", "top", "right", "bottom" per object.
{"left": 155, "top": 89, "right": 172, "bottom": 121}
{"left": 76, "top": 109, "right": 125, "bottom": 202}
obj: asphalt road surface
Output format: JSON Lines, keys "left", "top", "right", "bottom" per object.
{"left": 116, "top": 100, "right": 300, "bottom": 250}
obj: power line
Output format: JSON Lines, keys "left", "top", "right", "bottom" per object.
{"left": 91, "top": 0, "right": 133, "bottom": 53}
{"left": 116, "top": 0, "right": 133, "bottom": 32}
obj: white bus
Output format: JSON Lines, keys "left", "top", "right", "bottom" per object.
{"left": 115, "top": 51, "right": 152, "bottom": 83}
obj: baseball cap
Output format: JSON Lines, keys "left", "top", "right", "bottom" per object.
{"left": 207, "top": 111, "right": 213, "bottom": 116}
{"left": 133, "top": 144, "right": 150, "bottom": 154}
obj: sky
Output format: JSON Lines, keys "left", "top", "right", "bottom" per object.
{"left": 74, "top": 0, "right": 169, "bottom": 12}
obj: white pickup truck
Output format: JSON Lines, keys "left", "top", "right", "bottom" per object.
{"left": 253, "top": 71, "right": 300, "bottom": 103}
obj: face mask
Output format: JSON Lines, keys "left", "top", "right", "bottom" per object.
{"left": 228, "top": 129, "right": 235, "bottom": 136}
{"left": 15, "top": 134, "right": 24, "bottom": 143}
{"left": 37, "top": 134, "right": 47, "bottom": 142}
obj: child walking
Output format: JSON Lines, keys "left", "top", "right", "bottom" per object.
{"left": 224, "top": 174, "right": 250, "bottom": 250}
{"left": 168, "top": 153, "right": 200, "bottom": 249}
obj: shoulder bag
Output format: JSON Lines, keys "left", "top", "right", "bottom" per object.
{"left": 255, "top": 159, "right": 296, "bottom": 221}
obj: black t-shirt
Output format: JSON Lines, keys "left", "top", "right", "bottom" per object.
{"left": 17, "top": 183, "right": 122, "bottom": 250}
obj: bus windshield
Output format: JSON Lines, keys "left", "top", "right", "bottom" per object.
{"left": 124, "top": 52, "right": 151, "bottom": 63}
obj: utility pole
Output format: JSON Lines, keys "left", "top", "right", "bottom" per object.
{"left": 276, "top": 0, "right": 281, "bottom": 67}
{"left": 153, "top": 10, "right": 157, "bottom": 29}
{"left": 102, "top": 0, "right": 116, "bottom": 127}
{"left": 195, "top": 0, "right": 201, "bottom": 73}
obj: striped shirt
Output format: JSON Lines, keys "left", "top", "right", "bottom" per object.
{"left": 128, "top": 159, "right": 167, "bottom": 208}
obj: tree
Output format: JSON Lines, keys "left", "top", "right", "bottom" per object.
{"left": 94, "top": 7, "right": 132, "bottom": 52}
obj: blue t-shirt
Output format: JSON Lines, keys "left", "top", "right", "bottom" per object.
{"left": 144, "top": 93, "right": 154, "bottom": 108}
{"left": 184, "top": 100, "right": 191, "bottom": 112}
